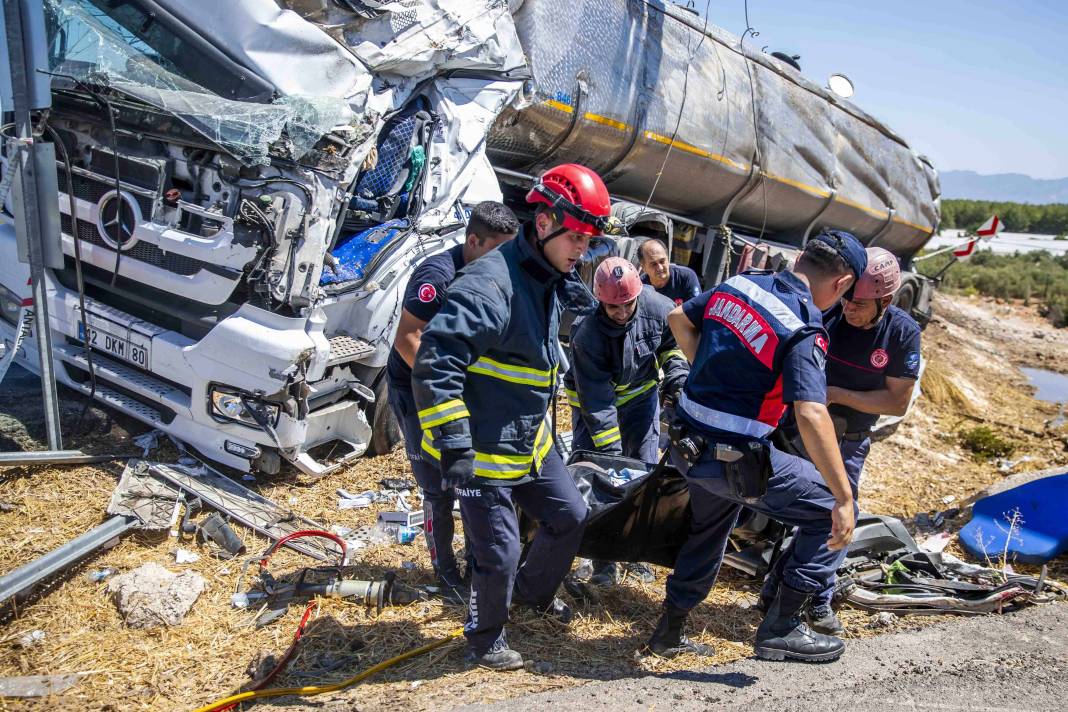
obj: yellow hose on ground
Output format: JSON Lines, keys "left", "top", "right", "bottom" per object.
{"left": 192, "top": 628, "right": 464, "bottom": 712}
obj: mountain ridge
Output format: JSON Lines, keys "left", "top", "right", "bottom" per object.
{"left": 940, "top": 170, "right": 1068, "bottom": 204}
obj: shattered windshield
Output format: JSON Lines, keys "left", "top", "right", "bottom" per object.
{"left": 44, "top": 0, "right": 352, "bottom": 164}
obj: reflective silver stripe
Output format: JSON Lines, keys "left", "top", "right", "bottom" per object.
{"left": 678, "top": 392, "right": 774, "bottom": 438}
{"left": 723, "top": 275, "right": 805, "bottom": 331}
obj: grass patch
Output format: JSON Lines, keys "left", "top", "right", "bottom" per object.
{"left": 958, "top": 425, "right": 1016, "bottom": 460}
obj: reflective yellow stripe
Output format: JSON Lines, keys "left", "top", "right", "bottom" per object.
{"left": 421, "top": 418, "right": 554, "bottom": 480}
{"left": 417, "top": 398, "right": 470, "bottom": 429}
{"left": 616, "top": 379, "right": 658, "bottom": 406}
{"left": 565, "top": 387, "right": 581, "bottom": 408}
{"left": 468, "top": 356, "right": 554, "bottom": 388}
{"left": 592, "top": 426, "right": 621, "bottom": 447}
{"left": 657, "top": 348, "right": 686, "bottom": 368}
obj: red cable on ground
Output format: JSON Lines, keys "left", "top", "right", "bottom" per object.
{"left": 219, "top": 530, "right": 348, "bottom": 711}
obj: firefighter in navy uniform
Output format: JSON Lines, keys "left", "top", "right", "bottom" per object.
{"left": 760, "top": 247, "right": 922, "bottom": 635}
{"left": 647, "top": 230, "right": 867, "bottom": 662}
{"left": 565, "top": 257, "right": 689, "bottom": 585}
{"left": 412, "top": 164, "right": 611, "bottom": 671}
{"left": 386, "top": 202, "right": 519, "bottom": 602}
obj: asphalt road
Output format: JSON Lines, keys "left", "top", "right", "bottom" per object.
{"left": 460, "top": 603, "right": 1068, "bottom": 712}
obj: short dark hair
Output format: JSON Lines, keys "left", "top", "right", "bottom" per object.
{"left": 637, "top": 238, "right": 668, "bottom": 262}
{"left": 797, "top": 239, "right": 851, "bottom": 278}
{"left": 468, "top": 201, "right": 520, "bottom": 244}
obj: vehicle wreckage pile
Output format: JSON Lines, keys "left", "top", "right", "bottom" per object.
{"left": 0, "top": 292, "right": 1066, "bottom": 710}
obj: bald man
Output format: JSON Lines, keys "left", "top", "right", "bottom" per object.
{"left": 637, "top": 239, "right": 701, "bottom": 306}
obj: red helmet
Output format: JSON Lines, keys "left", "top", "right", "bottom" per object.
{"left": 525, "top": 163, "right": 611, "bottom": 237}
{"left": 853, "top": 247, "right": 901, "bottom": 300}
{"left": 594, "top": 257, "right": 643, "bottom": 304}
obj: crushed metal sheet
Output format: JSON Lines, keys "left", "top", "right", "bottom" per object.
{"left": 107, "top": 463, "right": 182, "bottom": 530}
{"left": 142, "top": 461, "right": 343, "bottom": 561}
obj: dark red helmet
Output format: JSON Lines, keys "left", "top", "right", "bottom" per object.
{"left": 526, "top": 163, "right": 611, "bottom": 237}
{"left": 594, "top": 257, "right": 643, "bottom": 304}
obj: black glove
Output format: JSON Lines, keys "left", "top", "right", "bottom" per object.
{"left": 662, "top": 377, "right": 685, "bottom": 409}
{"left": 440, "top": 448, "right": 475, "bottom": 490}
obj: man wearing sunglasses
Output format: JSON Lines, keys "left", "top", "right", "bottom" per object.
{"left": 760, "top": 246, "right": 921, "bottom": 635}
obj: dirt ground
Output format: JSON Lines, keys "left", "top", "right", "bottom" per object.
{"left": 0, "top": 292, "right": 1066, "bottom": 711}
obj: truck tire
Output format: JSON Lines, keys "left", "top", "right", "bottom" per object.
{"left": 895, "top": 278, "right": 918, "bottom": 313}
{"left": 367, "top": 375, "right": 402, "bottom": 456}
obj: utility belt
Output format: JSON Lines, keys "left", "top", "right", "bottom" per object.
{"left": 842, "top": 429, "right": 871, "bottom": 442}
{"left": 668, "top": 420, "right": 771, "bottom": 503}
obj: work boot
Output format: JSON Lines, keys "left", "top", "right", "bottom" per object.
{"left": 515, "top": 595, "right": 573, "bottom": 624}
{"left": 754, "top": 584, "right": 845, "bottom": 662}
{"left": 434, "top": 574, "right": 469, "bottom": 606}
{"left": 589, "top": 561, "right": 621, "bottom": 586}
{"left": 464, "top": 634, "right": 524, "bottom": 671}
{"left": 623, "top": 562, "right": 656, "bottom": 583}
{"left": 644, "top": 603, "right": 715, "bottom": 658}
{"left": 806, "top": 602, "right": 845, "bottom": 636}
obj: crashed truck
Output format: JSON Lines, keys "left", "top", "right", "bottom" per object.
{"left": 0, "top": 0, "right": 940, "bottom": 477}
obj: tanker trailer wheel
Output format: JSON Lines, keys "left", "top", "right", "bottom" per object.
{"left": 368, "top": 374, "right": 403, "bottom": 456}
{"left": 895, "top": 276, "right": 918, "bottom": 313}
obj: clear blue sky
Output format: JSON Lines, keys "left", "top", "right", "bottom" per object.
{"left": 704, "top": 0, "right": 1068, "bottom": 179}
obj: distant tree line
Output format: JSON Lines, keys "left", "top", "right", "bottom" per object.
{"left": 940, "top": 199, "right": 1068, "bottom": 236}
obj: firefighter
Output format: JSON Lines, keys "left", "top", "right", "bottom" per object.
{"left": 412, "top": 164, "right": 611, "bottom": 671}
{"left": 386, "top": 201, "right": 519, "bottom": 602}
{"left": 565, "top": 257, "right": 689, "bottom": 586}
{"left": 638, "top": 238, "right": 701, "bottom": 306}
{"left": 760, "top": 247, "right": 921, "bottom": 635}
{"left": 646, "top": 230, "right": 866, "bottom": 662}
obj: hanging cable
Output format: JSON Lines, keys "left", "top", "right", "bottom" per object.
{"left": 43, "top": 123, "right": 99, "bottom": 429}
{"left": 739, "top": 0, "right": 769, "bottom": 239}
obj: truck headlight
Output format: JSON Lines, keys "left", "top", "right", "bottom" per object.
{"left": 209, "top": 386, "right": 280, "bottom": 428}
{"left": 0, "top": 284, "right": 22, "bottom": 326}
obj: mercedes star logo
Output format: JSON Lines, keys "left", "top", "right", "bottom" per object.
{"left": 95, "top": 191, "right": 142, "bottom": 251}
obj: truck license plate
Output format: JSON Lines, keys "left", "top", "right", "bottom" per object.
{"left": 78, "top": 315, "right": 150, "bottom": 369}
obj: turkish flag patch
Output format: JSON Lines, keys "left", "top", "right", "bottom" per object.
{"left": 417, "top": 283, "right": 437, "bottom": 303}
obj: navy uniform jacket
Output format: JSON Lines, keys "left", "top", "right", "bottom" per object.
{"left": 412, "top": 227, "right": 593, "bottom": 485}
{"left": 824, "top": 304, "right": 921, "bottom": 433}
{"left": 642, "top": 264, "right": 701, "bottom": 306}
{"left": 564, "top": 285, "right": 688, "bottom": 453}
{"left": 386, "top": 244, "right": 465, "bottom": 389}
{"left": 678, "top": 271, "right": 828, "bottom": 441}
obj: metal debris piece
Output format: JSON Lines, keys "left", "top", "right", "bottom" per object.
{"left": 0, "top": 673, "right": 86, "bottom": 698}
{"left": 143, "top": 461, "right": 342, "bottom": 561}
{"left": 107, "top": 463, "right": 182, "bottom": 530}
{"left": 0, "top": 450, "right": 120, "bottom": 467}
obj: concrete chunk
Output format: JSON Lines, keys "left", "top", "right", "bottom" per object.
{"left": 108, "top": 562, "right": 206, "bottom": 628}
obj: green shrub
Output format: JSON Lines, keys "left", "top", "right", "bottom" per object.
{"left": 958, "top": 425, "right": 1016, "bottom": 460}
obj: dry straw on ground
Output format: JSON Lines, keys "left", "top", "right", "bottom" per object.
{"left": 0, "top": 293, "right": 1065, "bottom": 710}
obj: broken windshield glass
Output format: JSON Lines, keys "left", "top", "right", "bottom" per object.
{"left": 45, "top": 0, "right": 352, "bottom": 165}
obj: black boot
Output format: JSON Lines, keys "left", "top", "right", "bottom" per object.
{"left": 464, "top": 633, "right": 524, "bottom": 671}
{"left": 806, "top": 602, "right": 845, "bottom": 636}
{"left": 755, "top": 584, "right": 845, "bottom": 662}
{"left": 644, "top": 603, "right": 715, "bottom": 658}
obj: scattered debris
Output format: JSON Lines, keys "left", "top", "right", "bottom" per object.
{"left": 0, "top": 502, "right": 16, "bottom": 513}
{"left": 86, "top": 568, "right": 116, "bottom": 583}
{"left": 380, "top": 478, "right": 417, "bottom": 491}
{"left": 174, "top": 548, "right": 200, "bottom": 564}
{"left": 108, "top": 562, "right": 206, "bottom": 629}
{"left": 997, "top": 455, "right": 1035, "bottom": 474}
{"left": 401, "top": 561, "right": 417, "bottom": 571}
{"left": 246, "top": 650, "right": 278, "bottom": 681}
{"left": 919, "top": 532, "right": 953, "bottom": 553}
{"left": 17, "top": 630, "right": 45, "bottom": 648}
{"left": 941, "top": 494, "right": 957, "bottom": 505}
{"left": 867, "top": 612, "right": 897, "bottom": 628}
{"left": 0, "top": 673, "right": 85, "bottom": 698}
{"left": 133, "top": 430, "right": 162, "bottom": 457}
{"left": 524, "top": 660, "right": 554, "bottom": 675}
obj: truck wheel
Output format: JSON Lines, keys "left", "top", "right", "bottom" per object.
{"left": 367, "top": 376, "right": 402, "bottom": 456}
{"left": 895, "top": 278, "right": 918, "bottom": 313}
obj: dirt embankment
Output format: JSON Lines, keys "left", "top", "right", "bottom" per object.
{"left": 0, "top": 292, "right": 1065, "bottom": 711}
